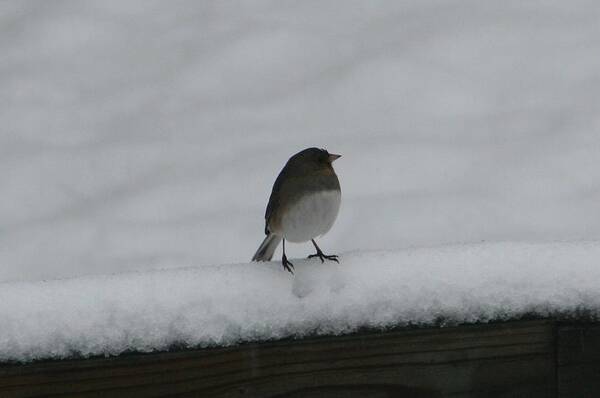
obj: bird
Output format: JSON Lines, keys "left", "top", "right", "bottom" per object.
{"left": 252, "top": 147, "right": 342, "bottom": 273}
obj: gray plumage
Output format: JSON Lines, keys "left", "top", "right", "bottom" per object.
{"left": 252, "top": 234, "right": 282, "bottom": 262}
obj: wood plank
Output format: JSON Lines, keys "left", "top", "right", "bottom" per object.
{"left": 0, "top": 320, "right": 556, "bottom": 397}
{"left": 557, "top": 323, "right": 600, "bottom": 397}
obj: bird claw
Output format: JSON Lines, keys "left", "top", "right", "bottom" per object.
{"left": 282, "top": 255, "right": 294, "bottom": 274}
{"left": 308, "top": 252, "right": 339, "bottom": 264}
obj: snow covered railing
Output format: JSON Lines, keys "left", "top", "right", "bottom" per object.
{"left": 0, "top": 319, "right": 599, "bottom": 397}
{"left": 2, "top": 241, "right": 600, "bottom": 363}
{"left": 1, "top": 242, "right": 600, "bottom": 396}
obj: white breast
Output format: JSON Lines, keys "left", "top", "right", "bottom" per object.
{"left": 280, "top": 190, "right": 341, "bottom": 243}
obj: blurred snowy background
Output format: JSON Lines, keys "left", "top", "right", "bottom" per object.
{"left": 2, "top": 0, "right": 600, "bottom": 282}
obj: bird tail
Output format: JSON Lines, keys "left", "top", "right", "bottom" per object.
{"left": 252, "top": 234, "right": 282, "bottom": 261}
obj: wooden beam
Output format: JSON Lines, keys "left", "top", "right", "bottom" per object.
{"left": 0, "top": 320, "right": 556, "bottom": 397}
{"left": 558, "top": 323, "right": 600, "bottom": 397}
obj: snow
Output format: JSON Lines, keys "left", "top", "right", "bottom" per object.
{"left": 1, "top": 241, "right": 599, "bottom": 362}
{"left": 2, "top": 1, "right": 600, "bottom": 361}
{"left": 2, "top": 1, "right": 600, "bottom": 282}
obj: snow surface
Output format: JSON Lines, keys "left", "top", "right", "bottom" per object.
{"left": 1, "top": 241, "right": 600, "bottom": 362}
{"left": 2, "top": 1, "right": 600, "bottom": 362}
{"left": 2, "top": 1, "right": 600, "bottom": 282}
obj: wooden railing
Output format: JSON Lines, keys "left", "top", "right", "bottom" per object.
{"left": 1, "top": 319, "right": 599, "bottom": 397}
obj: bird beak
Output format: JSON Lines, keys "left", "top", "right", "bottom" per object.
{"left": 328, "top": 153, "right": 341, "bottom": 162}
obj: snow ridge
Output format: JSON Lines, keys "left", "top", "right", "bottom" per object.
{"left": 2, "top": 241, "right": 599, "bottom": 362}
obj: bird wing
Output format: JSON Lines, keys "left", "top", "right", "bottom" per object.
{"left": 264, "top": 169, "right": 286, "bottom": 235}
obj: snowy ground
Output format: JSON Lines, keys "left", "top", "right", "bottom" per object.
{"left": 2, "top": 1, "right": 600, "bottom": 282}
{"left": 2, "top": 241, "right": 600, "bottom": 362}
{"left": 2, "top": 1, "right": 600, "bottom": 361}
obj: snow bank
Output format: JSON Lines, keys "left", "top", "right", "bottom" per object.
{"left": 2, "top": 2, "right": 600, "bottom": 282}
{"left": 2, "top": 241, "right": 599, "bottom": 362}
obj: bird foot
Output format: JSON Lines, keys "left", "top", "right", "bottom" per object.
{"left": 308, "top": 251, "right": 339, "bottom": 264}
{"left": 282, "top": 254, "right": 295, "bottom": 274}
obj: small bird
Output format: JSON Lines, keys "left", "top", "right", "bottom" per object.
{"left": 252, "top": 147, "right": 342, "bottom": 273}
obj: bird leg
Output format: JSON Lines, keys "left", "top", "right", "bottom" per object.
{"left": 282, "top": 239, "right": 294, "bottom": 274}
{"left": 308, "top": 239, "right": 339, "bottom": 263}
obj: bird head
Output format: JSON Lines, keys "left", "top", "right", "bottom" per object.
{"left": 294, "top": 147, "right": 341, "bottom": 165}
